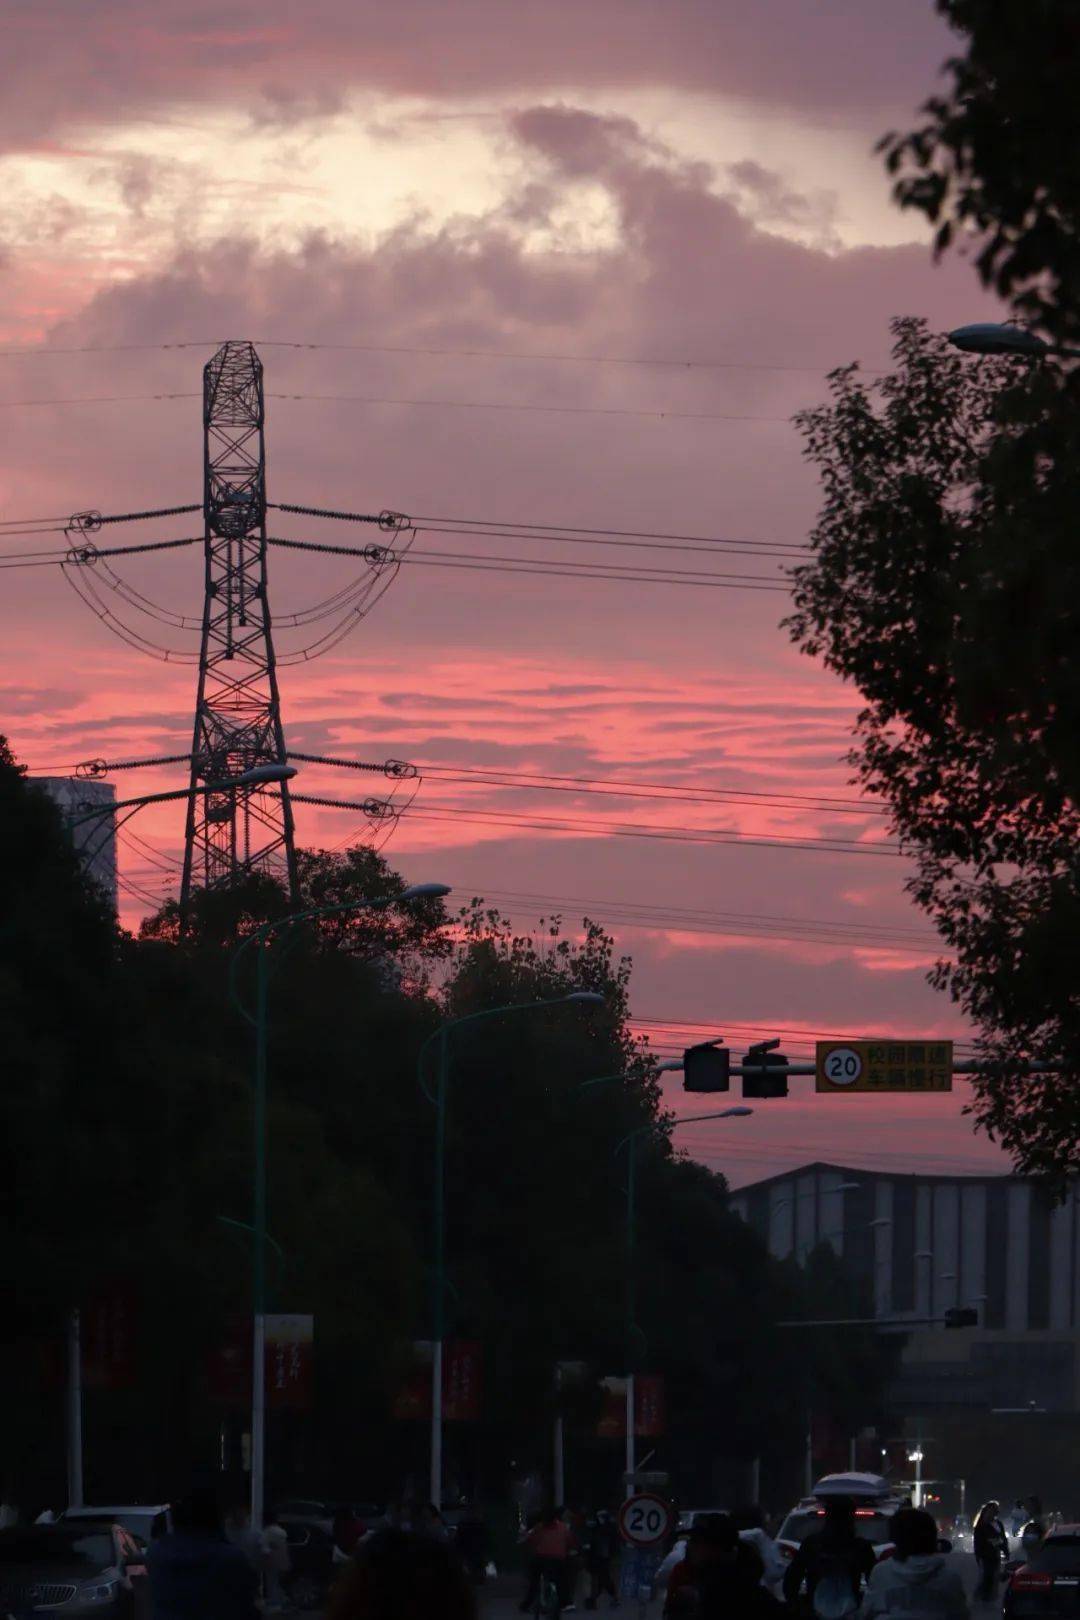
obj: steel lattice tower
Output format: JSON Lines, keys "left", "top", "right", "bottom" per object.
{"left": 179, "top": 341, "right": 299, "bottom": 908}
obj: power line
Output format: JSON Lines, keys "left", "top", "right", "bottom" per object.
{"left": 266, "top": 390, "right": 794, "bottom": 424}
{"left": 408, "top": 512, "right": 811, "bottom": 556}
{"left": 414, "top": 521, "right": 806, "bottom": 563}
{"left": 413, "top": 762, "right": 885, "bottom": 818}
{"left": 447, "top": 882, "right": 934, "bottom": 943}
{"left": 0, "top": 389, "right": 797, "bottom": 424}
{"left": 265, "top": 536, "right": 792, "bottom": 594}
{"left": 0, "top": 335, "right": 888, "bottom": 376}
{"left": 628, "top": 1010, "right": 977, "bottom": 1049}
{"left": 397, "top": 800, "right": 902, "bottom": 856}
{"left": 629, "top": 1013, "right": 977, "bottom": 1048}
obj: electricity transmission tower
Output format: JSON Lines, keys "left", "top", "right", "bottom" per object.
{"left": 180, "top": 341, "right": 297, "bottom": 908}
{"left": 64, "top": 339, "right": 415, "bottom": 917}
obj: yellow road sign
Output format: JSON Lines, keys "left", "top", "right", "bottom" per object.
{"left": 816, "top": 1039, "right": 954, "bottom": 1093}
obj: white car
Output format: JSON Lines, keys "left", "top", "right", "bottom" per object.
{"left": 775, "top": 1494, "right": 906, "bottom": 1571}
{"left": 62, "top": 1506, "right": 170, "bottom": 1549}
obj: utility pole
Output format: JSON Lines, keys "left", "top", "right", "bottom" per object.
{"left": 180, "top": 341, "right": 298, "bottom": 910}
{"left": 67, "top": 1308, "right": 84, "bottom": 1508}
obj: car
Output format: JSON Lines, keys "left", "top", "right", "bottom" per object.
{"left": 1003, "top": 1524, "right": 1080, "bottom": 1617}
{"left": 60, "top": 1509, "right": 169, "bottom": 1550}
{"left": 0, "top": 1521, "right": 150, "bottom": 1620}
{"left": 775, "top": 1476, "right": 907, "bottom": 1568}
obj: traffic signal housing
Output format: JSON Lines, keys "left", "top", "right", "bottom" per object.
{"left": 683, "top": 1041, "right": 730, "bottom": 1092}
{"left": 741, "top": 1040, "right": 789, "bottom": 1098}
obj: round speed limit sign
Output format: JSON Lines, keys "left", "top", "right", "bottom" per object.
{"left": 822, "top": 1046, "right": 863, "bottom": 1086}
{"left": 618, "top": 1492, "right": 672, "bottom": 1548}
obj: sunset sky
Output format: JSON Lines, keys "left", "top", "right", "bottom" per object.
{"left": 0, "top": 0, "right": 1010, "bottom": 1183}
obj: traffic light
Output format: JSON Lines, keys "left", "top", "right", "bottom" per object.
{"left": 740, "top": 1039, "right": 789, "bottom": 1098}
{"left": 683, "top": 1041, "right": 730, "bottom": 1092}
{"left": 944, "top": 1307, "right": 978, "bottom": 1329}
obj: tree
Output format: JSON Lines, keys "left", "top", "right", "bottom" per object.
{"left": 140, "top": 844, "right": 451, "bottom": 987}
{"left": 880, "top": 0, "right": 1080, "bottom": 343}
{"left": 786, "top": 316, "right": 1080, "bottom": 1188}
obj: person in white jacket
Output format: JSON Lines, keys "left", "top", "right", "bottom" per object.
{"left": 860, "top": 1508, "right": 968, "bottom": 1619}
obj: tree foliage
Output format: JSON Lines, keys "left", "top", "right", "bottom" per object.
{"left": 2, "top": 748, "right": 893, "bottom": 1508}
{"left": 880, "top": 0, "right": 1080, "bottom": 343}
{"left": 787, "top": 317, "right": 1080, "bottom": 1188}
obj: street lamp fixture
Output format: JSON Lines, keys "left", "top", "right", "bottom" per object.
{"left": 948, "top": 322, "right": 1080, "bottom": 361}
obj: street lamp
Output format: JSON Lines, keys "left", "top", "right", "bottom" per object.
{"left": 231, "top": 879, "right": 451, "bottom": 1528}
{"left": 908, "top": 1447, "right": 926, "bottom": 1508}
{"left": 66, "top": 763, "right": 299, "bottom": 828}
{"left": 419, "top": 988, "right": 605, "bottom": 1507}
{"left": 614, "top": 1106, "right": 753, "bottom": 1485}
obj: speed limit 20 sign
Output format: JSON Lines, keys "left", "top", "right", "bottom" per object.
{"left": 816, "top": 1039, "right": 954, "bottom": 1093}
{"left": 618, "top": 1492, "right": 673, "bottom": 1547}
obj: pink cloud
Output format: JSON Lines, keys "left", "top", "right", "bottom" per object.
{"left": 0, "top": 78, "right": 1006, "bottom": 1178}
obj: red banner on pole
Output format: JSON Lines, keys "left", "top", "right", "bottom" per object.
{"left": 597, "top": 1376, "right": 628, "bottom": 1438}
{"left": 392, "top": 1341, "right": 433, "bottom": 1421}
{"left": 443, "top": 1340, "right": 482, "bottom": 1422}
{"left": 391, "top": 1340, "right": 482, "bottom": 1421}
{"left": 82, "top": 1281, "right": 137, "bottom": 1391}
{"left": 635, "top": 1374, "right": 666, "bottom": 1437}
{"left": 265, "top": 1315, "right": 314, "bottom": 1410}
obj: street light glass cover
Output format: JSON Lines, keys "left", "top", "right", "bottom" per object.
{"left": 563, "top": 990, "right": 606, "bottom": 1005}
{"left": 232, "top": 763, "right": 298, "bottom": 786}
{"left": 722, "top": 1106, "right": 754, "bottom": 1118}
{"left": 947, "top": 322, "right": 1048, "bottom": 357}
{"left": 401, "top": 883, "right": 452, "bottom": 901}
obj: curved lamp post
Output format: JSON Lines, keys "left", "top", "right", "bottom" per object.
{"left": 614, "top": 1106, "right": 753, "bottom": 1485}
{"left": 418, "top": 989, "right": 605, "bottom": 1507}
{"left": 231, "top": 879, "right": 451, "bottom": 1527}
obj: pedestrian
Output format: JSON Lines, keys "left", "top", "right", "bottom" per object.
{"left": 584, "top": 1508, "right": 619, "bottom": 1610}
{"left": 564, "top": 1505, "right": 588, "bottom": 1612}
{"left": 1009, "top": 1500, "right": 1026, "bottom": 1538}
{"left": 731, "top": 1506, "right": 785, "bottom": 1596}
{"left": 261, "top": 1508, "right": 292, "bottom": 1612}
{"left": 972, "top": 1501, "right": 1006, "bottom": 1602}
{"left": 224, "top": 1505, "right": 262, "bottom": 1572}
{"left": 415, "top": 1503, "right": 450, "bottom": 1544}
{"left": 147, "top": 1488, "right": 259, "bottom": 1620}
{"left": 860, "top": 1507, "right": 967, "bottom": 1618}
{"left": 332, "top": 1506, "right": 365, "bottom": 1558}
{"left": 519, "top": 1505, "right": 577, "bottom": 1613}
{"left": 782, "top": 1495, "right": 875, "bottom": 1617}
{"left": 454, "top": 1503, "right": 490, "bottom": 1583}
{"left": 327, "top": 1527, "right": 475, "bottom": 1620}
{"left": 693, "top": 1514, "right": 781, "bottom": 1619}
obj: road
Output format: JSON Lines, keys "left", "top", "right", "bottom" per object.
{"left": 476, "top": 1548, "right": 1000, "bottom": 1616}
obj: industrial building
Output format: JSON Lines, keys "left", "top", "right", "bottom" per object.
{"left": 731, "top": 1162, "right": 1080, "bottom": 1510}
{"left": 36, "top": 776, "right": 118, "bottom": 914}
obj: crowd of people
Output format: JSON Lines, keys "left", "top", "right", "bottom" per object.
{"left": 17, "top": 1483, "right": 1049, "bottom": 1618}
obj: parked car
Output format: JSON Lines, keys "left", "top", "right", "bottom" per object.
{"left": 61, "top": 1509, "right": 169, "bottom": 1550}
{"left": 0, "top": 1521, "right": 150, "bottom": 1620}
{"left": 1003, "top": 1524, "right": 1080, "bottom": 1617}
